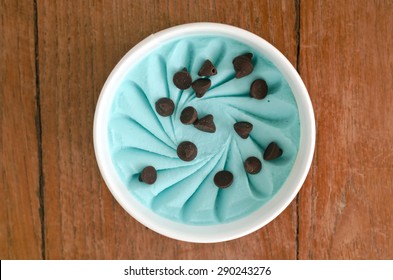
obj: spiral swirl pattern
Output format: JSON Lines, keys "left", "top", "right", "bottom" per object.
{"left": 108, "top": 36, "right": 300, "bottom": 225}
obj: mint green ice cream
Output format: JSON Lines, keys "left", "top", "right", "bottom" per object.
{"left": 107, "top": 35, "right": 300, "bottom": 225}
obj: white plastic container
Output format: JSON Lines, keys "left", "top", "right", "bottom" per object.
{"left": 93, "top": 23, "right": 315, "bottom": 243}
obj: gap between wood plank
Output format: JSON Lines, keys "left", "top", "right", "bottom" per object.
{"left": 295, "top": 0, "right": 300, "bottom": 260}
{"left": 34, "top": 0, "right": 45, "bottom": 260}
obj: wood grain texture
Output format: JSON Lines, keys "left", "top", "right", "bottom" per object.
{"left": 298, "top": 0, "right": 393, "bottom": 259}
{"left": 0, "top": 0, "right": 42, "bottom": 259}
{"left": 37, "top": 0, "right": 298, "bottom": 259}
{"left": 5, "top": 0, "right": 393, "bottom": 260}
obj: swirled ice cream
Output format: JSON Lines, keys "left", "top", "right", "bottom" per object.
{"left": 107, "top": 35, "right": 300, "bottom": 225}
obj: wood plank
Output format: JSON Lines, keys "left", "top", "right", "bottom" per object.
{"left": 38, "top": 0, "right": 298, "bottom": 259}
{"left": 299, "top": 0, "right": 393, "bottom": 259}
{"left": 0, "top": 0, "right": 42, "bottom": 259}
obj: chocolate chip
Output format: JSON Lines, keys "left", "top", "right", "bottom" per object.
{"left": 250, "top": 79, "right": 268, "bottom": 99}
{"left": 173, "top": 68, "right": 192, "bottom": 89}
{"left": 192, "top": 78, "right": 211, "bottom": 98}
{"left": 198, "top": 60, "right": 217, "bottom": 76}
{"left": 180, "top": 106, "right": 198, "bottom": 125}
{"left": 244, "top": 157, "right": 262, "bottom": 174}
{"left": 155, "top": 98, "right": 174, "bottom": 117}
{"left": 214, "top": 170, "right": 233, "bottom": 188}
{"left": 233, "top": 122, "right": 253, "bottom": 139}
{"left": 194, "top": 114, "right": 216, "bottom": 133}
{"left": 233, "top": 53, "right": 253, "bottom": 78}
{"left": 177, "top": 141, "right": 198, "bottom": 161}
{"left": 138, "top": 166, "right": 157, "bottom": 184}
{"left": 244, "top": 53, "right": 253, "bottom": 60}
{"left": 263, "top": 142, "right": 283, "bottom": 161}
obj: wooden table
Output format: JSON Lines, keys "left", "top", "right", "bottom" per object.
{"left": 1, "top": 0, "right": 392, "bottom": 259}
